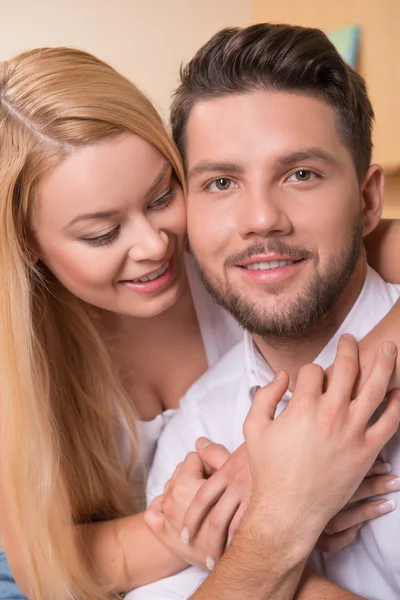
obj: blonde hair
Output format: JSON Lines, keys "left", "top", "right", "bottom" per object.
{"left": 0, "top": 47, "right": 185, "bottom": 599}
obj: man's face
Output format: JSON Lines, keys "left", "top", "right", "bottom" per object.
{"left": 185, "top": 91, "right": 367, "bottom": 339}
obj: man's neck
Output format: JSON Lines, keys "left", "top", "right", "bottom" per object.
{"left": 253, "top": 259, "right": 368, "bottom": 390}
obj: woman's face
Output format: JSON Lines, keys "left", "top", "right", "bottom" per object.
{"left": 32, "top": 133, "right": 187, "bottom": 318}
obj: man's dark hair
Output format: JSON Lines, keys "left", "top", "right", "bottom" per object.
{"left": 171, "top": 23, "right": 374, "bottom": 179}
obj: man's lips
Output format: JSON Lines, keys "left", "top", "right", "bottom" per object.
{"left": 235, "top": 254, "right": 305, "bottom": 267}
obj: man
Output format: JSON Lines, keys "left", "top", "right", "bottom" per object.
{"left": 127, "top": 24, "right": 400, "bottom": 599}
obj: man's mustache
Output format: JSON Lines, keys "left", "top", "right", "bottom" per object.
{"left": 225, "top": 241, "right": 314, "bottom": 266}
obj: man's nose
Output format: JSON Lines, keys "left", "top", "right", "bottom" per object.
{"left": 237, "top": 186, "right": 292, "bottom": 239}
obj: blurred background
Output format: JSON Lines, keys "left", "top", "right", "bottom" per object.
{"left": 0, "top": 0, "right": 398, "bottom": 217}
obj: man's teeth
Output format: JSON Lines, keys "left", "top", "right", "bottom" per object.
{"left": 133, "top": 262, "right": 169, "bottom": 283}
{"left": 244, "top": 260, "right": 295, "bottom": 271}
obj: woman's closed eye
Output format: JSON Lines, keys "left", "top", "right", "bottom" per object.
{"left": 81, "top": 226, "right": 120, "bottom": 248}
{"left": 148, "top": 187, "right": 176, "bottom": 210}
{"left": 205, "top": 177, "right": 239, "bottom": 193}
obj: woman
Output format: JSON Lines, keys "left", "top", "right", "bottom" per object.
{"left": 0, "top": 47, "right": 400, "bottom": 600}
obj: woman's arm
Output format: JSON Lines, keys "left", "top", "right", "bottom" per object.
{"left": 4, "top": 511, "right": 186, "bottom": 596}
{"left": 79, "top": 513, "right": 186, "bottom": 591}
{"left": 364, "top": 219, "right": 400, "bottom": 282}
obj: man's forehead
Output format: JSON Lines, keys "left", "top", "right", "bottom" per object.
{"left": 184, "top": 91, "right": 345, "bottom": 176}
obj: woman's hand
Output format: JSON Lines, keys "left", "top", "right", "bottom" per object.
{"left": 144, "top": 451, "right": 211, "bottom": 571}
{"left": 243, "top": 335, "right": 400, "bottom": 561}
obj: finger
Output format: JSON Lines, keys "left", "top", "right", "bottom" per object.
{"left": 326, "top": 334, "right": 360, "bottom": 403}
{"left": 352, "top": 343, "right": 397, "bottom": 424}
{"left": 178, "top": 451, "right": 207, "bottom": 480}
{"left": 366, "top": 460, "right": 392, "bottom": 477}
{"left": 206, "top": 493, "right": 241, "bottom": 567}
{"left": 366, "top": 389, "right": 400, "bottom": 454}
{"left": 348, "top": 473, "right": 400, "bottom": 503}
{"left": 196, "top": 438, "right": 231, "bottom": 473}
{"left": 243, "top": 371, "right": 289, "bottom": 440}
{"left": 317, "top": 525, "right": 361, "bottom": 552}
{"left": 324, "top": 497, "right": 396, "bottom": 535}
{"left": 227, "top": 503, "right": 247, "bottom": 546}
{"left": 181, "top": 471, "right": 228, "bottom": 544}
{"left": 291, "top": 363, "right": 325, "bottom": 400}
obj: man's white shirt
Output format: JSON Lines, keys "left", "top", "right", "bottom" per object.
{"left": 126, "top": 267, "right": 400, "bottom": 600}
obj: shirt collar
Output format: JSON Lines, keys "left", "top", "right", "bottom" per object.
{"left": 244, "top": 266, "right": 399, "bottom": 401}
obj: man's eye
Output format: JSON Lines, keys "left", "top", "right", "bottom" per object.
{"left": 81, "top": 227, "right": 120, "bottom": 247}
{"left": 207, "top": 178, "right": 238, "bottom": 192}
{"left": 287, "top": 170, "right": 317, "bottom": 182}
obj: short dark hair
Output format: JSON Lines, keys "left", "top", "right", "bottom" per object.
{"left": 171, "top": 23, "right": 374, "bottom": 179}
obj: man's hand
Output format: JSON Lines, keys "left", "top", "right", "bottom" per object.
{"left": 243, "top": 334, "right": 400, "bottom": 560}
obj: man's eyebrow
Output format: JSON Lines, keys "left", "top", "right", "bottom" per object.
{"left": 276, "top": 148, "right": 339, "bottom": 167}
{"left": 188, "top": 162, "right": 245, "bottom": 179}
{"left": 65, "top": 161, "right": 171, "bottom": 229}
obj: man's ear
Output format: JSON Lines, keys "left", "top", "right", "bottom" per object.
{"left": 360, "top": 164, "right": 384, "bottom": 237}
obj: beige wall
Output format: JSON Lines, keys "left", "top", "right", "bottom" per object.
{"left": 0, "top": 0, "right": 250, "bottom": 117}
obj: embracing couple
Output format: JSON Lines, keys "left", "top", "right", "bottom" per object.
{"left": 0, "top": 22, "right": 400, "bottom": 600}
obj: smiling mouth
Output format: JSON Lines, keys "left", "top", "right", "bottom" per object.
{"left": 240, "top": 259, "right": 304, "bottom": 270}
{"left": 128, "top": 261, "right": 170, "bottom": 283}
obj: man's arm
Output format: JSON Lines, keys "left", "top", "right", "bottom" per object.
{"left": 295, "top": 569, "right": 364, "bottom": 600}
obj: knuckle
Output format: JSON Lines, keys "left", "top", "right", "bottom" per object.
{"left": 243, "top": 416, "right": 257, "bottom": 439}
{"left": 299, "top": 363, "right": 323, "bottom": 379}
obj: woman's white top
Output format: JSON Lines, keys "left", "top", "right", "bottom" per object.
{"left": 135, "top": 253, "right": 242, "bottom": 481}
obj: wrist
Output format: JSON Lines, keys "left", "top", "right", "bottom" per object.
{"left": 239, "top": 496, "right": 316, "bottom": 567}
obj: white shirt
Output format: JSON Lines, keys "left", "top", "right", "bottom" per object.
{"left": 126, "top": 267, "right": 400, "bottom": 600}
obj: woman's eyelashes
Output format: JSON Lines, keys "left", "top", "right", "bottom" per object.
{"left": 80, "top": 187, "right": 176, "bottom": 248}
{"left": 148, "top": 186, "right": 175, "bottom": 210}
{"left": 81, "top": 226, "right": 120, "bottom": 248}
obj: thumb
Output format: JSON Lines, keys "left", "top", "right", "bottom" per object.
{"left": 244, "top": 371, "right": 289, "bottom": 439}
{"left": 196, "top": 438, "right": 230, "bottom": 472}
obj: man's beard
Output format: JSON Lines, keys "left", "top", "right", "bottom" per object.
{"left": 191, "top": 220, "right": 364, "bottom": 342}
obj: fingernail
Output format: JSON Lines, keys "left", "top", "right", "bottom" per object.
{"left": 376, "top": 499, "right": 397, "bottom": 515}
{"left": 383, "top": 342, "right": 396, "bottom": 357}
{"left": 273, "top": 370, "right": 283, "bottom": 382}
{"left": 197, "top": 437, "right": 211, "bottom": 449}
{"left": 372, "top": 462, "right": 392, "bottom": 475}
{"left": 206, "top": 556, "right": 215, "bottom": 571}
{"left": 181, "top": 527, "right": 190, "bottom": 544}
{"left": 341, "top": 333, "right": 356, "bottom": 342}
{"left": 385, "top": 477, "right": 400, "bottom": 492}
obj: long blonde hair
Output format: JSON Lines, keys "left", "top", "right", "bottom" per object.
{"left": 0, "top": 47, "right": 185, "bottom": 599}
